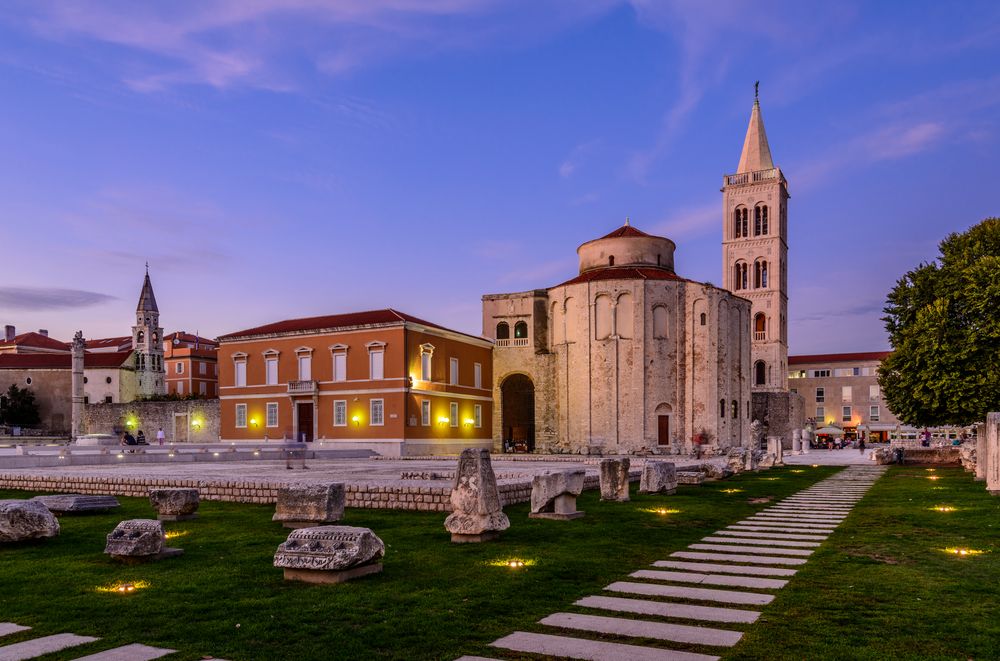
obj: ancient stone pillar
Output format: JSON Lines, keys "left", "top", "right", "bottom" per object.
{"left": 70, "top": 331, "right": 86, "bottom": 441}
{"left": 792, "top": 429, "right": 802, "bottom": 454}
{"left": 801, "top": 428, "right": 812, "bottom": 454}
{"left": 986, "top": 413, "right": 1000, "bottom": 495}
{"left": 976, "top": 422, "right": 987, "bottom": 482}
{"left": 767, "top": 436, "right": 784, "bottom": 465}
{"left": 529, "top": 470, "right": 585, "bottom": 520}
{"left": 599, "top": 458, "right": 630, "bottom": 501}
{"left": 444, "top": 448, "right": 509, "bottom": 542}
{"left": 639, "top": 461, "right": 677, "bottom": 494}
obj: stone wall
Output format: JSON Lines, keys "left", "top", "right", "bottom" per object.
{"left": 752, "top": 390, "right": 804, "bottom": 449}
{"left": 0, "top": 471, "right": 616, "bottom": 512}
{"left": 84, "top": 399, "right": 220, "bottom": 443}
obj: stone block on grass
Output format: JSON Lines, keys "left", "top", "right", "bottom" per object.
{"left": 104, "top": 519, "right": 182, "bottom": 563}
{"left": 275, "top": 525, "right": 384, "bottom": 584}
{"left": 445, "top": 449, "right": 509, "bottom": 542}
{"left": 273, "top": 483, "right": 345, "bottom": 529}
{"left": 599, "top": 458, "right": 630, "bottom": 502}
{"left": 0, "top": 499, "right": 60, "bottom": 543}
{"left": 149, "top": 488, "right": 199, "bottom": 521}
{"left": 529, "top": 470, "right": 584, "bottom": 520}
{"left": 639, "top": 461, "right": 677, "bottom": 495}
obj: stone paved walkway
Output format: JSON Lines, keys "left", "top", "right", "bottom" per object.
{"left": 457, "top": 465, "right": 887, "bottom": 661}
{"left": 0, "top": 623, "right": 229, "bottom": 661}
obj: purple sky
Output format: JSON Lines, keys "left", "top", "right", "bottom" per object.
{"left": 1, "top": 1, "right": 997, "bottom": 353}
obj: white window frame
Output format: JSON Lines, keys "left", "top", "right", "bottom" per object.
{"left": 369, "top": 349, "right": 384, "bottom": 380}
{"left": 234, "top": 358, "right": 247, "bottom": 387}
{"left": 235, "top": 403, "right": 247, "bottom": 428}
{"left": 421, "top": 400, "right": 430, "bottom": 426}
{"left": 842, "top": 386, "right": 852, "bottom": 403}
{"left": 474, "top": 362, "right": 482, "bottom": 389}
{"left": 420, "top": 343, "right": 434, "bottom": 381}
{"left": 265, "top": 357, "right": 278, "bottom": 386}
{"left": 199, "top": 361, "right": 207, "bottom": 375}
{"left": 370, "top": 398, "right": 384, "bottom": 426}
{"left": 816, "top": 405, "right": 825, "bottom": 419}
{"left": 449, "top": 402, "right": 458, "bottom": 428}
{"left": 474, "top": 404, "right": 482, "bottom": 428}
{"left": 870, "top": 405, "right": 880, "bottom": 421}
{"left": 298, "top": 355, "right": 312, "bottom": 381}
{"left": 869, "top": 384, "right": 880, "bottom": 401}
{"left": 199, "top": 382, "right": 206, "bottom": 396}
{"left": 815, "top": 387, "right": 825, "bottom": 403}
{"left": 842, "top": 405, "right": 852, "bottom": 421}
{"left": 177, "top": 381, "right": 184, "bottom": 395}
{"left": 266, "top": 402, "right": 278, "bottom": 428}
{"left": 331, "top": 345, "right": 348, "bottom": 382}
{"left": 176, "top": 362, "right": 184, "bottom": 375}
{"left": 449, "top": 357, "right": 459, "bottom": 385}
{"left": 333, "top": 400, "right": 347, "bottom": 427}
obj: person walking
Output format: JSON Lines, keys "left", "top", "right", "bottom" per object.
{"left": 858, "top": 437, "right": 866, "bottom": 454}
{"left": 156, "top": 427, "right": 165, "bottom": 446}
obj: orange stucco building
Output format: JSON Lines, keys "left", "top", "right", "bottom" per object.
{"left": 216, "top": 309, "right": 493, "bottom": 456}
{"left": 163, "top": 332, "right": 218, "bottom": 398}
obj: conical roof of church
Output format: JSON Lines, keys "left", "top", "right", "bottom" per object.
{"left": 736, "top": 99, "right": 774, "bottom": 173}
{"left": 136, "top": 272, "right": 158, "bottom": 313}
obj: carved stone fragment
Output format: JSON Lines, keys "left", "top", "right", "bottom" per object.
{"left": 444, "top": 448, "right": 510, "bottom": 542}
{"left": 599, "top": 458, "right": 630, "bottom": 502}
{"left": 31, "top": 494, "right": 120, "bottom": 515}
{"left": 0, "top": 500, "right": 60, "bottom": 543}
{"left": 529, "top": 470, "right": 585, "bottom": 520}
{"left": 104, "top": 519, "right": 182, "bottom": 562}
{"left": 639, "top": 461, "right": 677, "bottom": 495}
{"left": 148, "top": 489, "right": 199, "bottom": 521}
{"left": 274, "top": 525, "right": 385, "bottom": 584}
{"left": 273, "top": 483, "right": 345, "bottom": 529}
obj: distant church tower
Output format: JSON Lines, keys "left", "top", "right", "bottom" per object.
{"left": 722, "top": 85, "right": 789, "bottom": 392}
{"left": 133, "top": 267, "right": 166, "bottom": 397}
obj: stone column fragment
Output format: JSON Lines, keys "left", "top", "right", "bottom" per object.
{"left": 639, "top": 461, "right": 677, "bottom": 495}
{"left": 599, "top": 458, "right": 630, "bottom": 502}
{"left": 529, "top": 470, "right": 585, "bottom": 520}
{"left": 976, "top": 422, "right": 987, "bottom": 482}
{"left": 987, "top": 413, "right": 1000, "bottom": 495}
{"left": 444, "top": 448, "right": 510, "bottom": 542}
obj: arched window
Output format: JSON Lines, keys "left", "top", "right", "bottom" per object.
{"left": 595, "top": 295, "right": 612, "bottom": 339}
{"left": 754, "top": 260, "right": 768, "bottom": 288}
{"left": 608, "top": 255, "right": 615, "bottom": 266}
{"left": 754, "top": 313, "right": 766, "bottom": 340}
{"left": 700, "top": 312, "right": 707, "bottom": 326}
{"left": 754, "top": 204, "right": 768, "bottom": 236}
{"left": 653, "top": 305, "right": 669, "bottom": 339}
{"left": 496, "top": 322, "right": 510, "bottom": 340}
{"left": 513, "top": 321, "right": 528, "bottom": 339}
{"left": 761, "top": 261, "right": 768, "bottom": 288}
{"left": 616, "top": 293, "right": 633, "bottom": 338}
{"left": 136, "top": 330, "right": 145, "bottom": 344}
{"left": 719, "top": 399, "right": 726, "bottom": 418}
{"left": 732, "top": 400, "right": 738, "bottom": 418}
{"left": 734, "top": 207, "right": 748, "bottom": 238}
{"left": 733, "top": 262, "right": 749, "bottom": 291}
{"left": 754, "top": 360, "right": 766, "bottom": 386}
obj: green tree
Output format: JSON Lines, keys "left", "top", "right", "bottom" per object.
{"left": 0, "top": 384, "right": 42, "bottom": 427}
{"left": 879, "top": 218, "right": 1000, "bottom": 426}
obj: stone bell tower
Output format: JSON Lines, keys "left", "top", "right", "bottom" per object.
{"left": 722, "top": 84, "right": 789, "bottom": 392}
{"left": 133, "top": 266, "right": 166, "bottom": 397}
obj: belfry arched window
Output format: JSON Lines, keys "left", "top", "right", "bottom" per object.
{"left": 754, "top": 312, "right": 766, "bottom": 340}
{"left": 733, "top": 262, "right": 748, "bottom": 291}
{"left": 734, "top": 207, "right": 748, "bottom": 238}
{"left": 754, "top": 204, "right": 768, "bottom": 236}
{"left": 513, "top": 321, "right": 528, "bottom": 339}
{"left": 754, "top": 260, "right": 768, "bottom": 288}
{"left": 136, "top": 330, "right": 144, "bottom": 344}
{"left": 608, "top": 255, "right": 615, "bottom": 266}
{"left": 496, "top": 322, "right": 510, "bottom": 340}
{"left": 754, "top": 360, "right": 766, "bottom": 386}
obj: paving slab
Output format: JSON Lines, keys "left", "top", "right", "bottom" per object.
{"left": 0, "top": 634, "right": 99, "bottom": 661}
{"left": 713, "top": 530, "right": 827, "bottom": 541}
{"left": 701, "top": 536, "right": 820, "bottom": 548}
{"left": 630, "top": 569, "right": 787, "bottom": 590}
{"left": 652, "top": 560, "right": 796, "bottom": 577}
{"left": 574, "top": 595, "right": 760, "bottom": 624}
{"left": 742, "top": 519, "right": 841, "bottom": 528}
{"left": 541, "top": 612, "right": 742, "bottom": 647}
{"left": 455, "top": 656, "right": 504, "bottom": 661}
{"left": 0, "top": 627, "right": 29, "bottom": 640}
{"left": 670, "top": 551, "right": 807, "bottom": 566}
{"left": 605, "top": 581, "right": 775, "bottom": 605}
{"left": 69, "top": 644, "right": 176, "bottom": 661}
{"left": 688, "top": 544, "right": 812, "bottom": 556}
{"left": 755, "top": 512, "right": 845, "bottom": 520}
{"left": 491, "top": 631, "right": 719, "bottom": 661}
{"left": 727, "top": 525, "right": 835, "bottom": 534}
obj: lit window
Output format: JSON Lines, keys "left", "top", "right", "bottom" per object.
{"left": 450, "top": 402, "right": 458, "bottom": 427}
{"left": 370, "top": 399, "right": 384, "bottom": 426}
{"left": 474, "top": 404, "right": 482, "bottom": 428}
{"left": 514, "top": 321, "right": 528, "bottom": 339}
{"left": 450, "top": 358, "right": 459, "bottom": 385}
{"left": 421, "top": 400, "right": 430, "bottom": 426}
{"left": 266, "top": 402, "right": 278, "bottom": 428}
{"left": 235, "top": 403, "right": 247, "bottom": 428}
{"left": 334, "top": 400, "right": 347, "bottom": 426}
{"left": 474, "top": 363, "right": 482, "bottom": 389}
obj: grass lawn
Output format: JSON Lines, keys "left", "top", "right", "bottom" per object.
{"left": 1, "top": 464, "right": 998, "bottom": 659}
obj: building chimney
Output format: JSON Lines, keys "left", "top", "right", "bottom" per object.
{"left": 4, "top": 325, "right": 14, "bottom": 343}
{"left": 38, "top": 329, "right": 48, "bottom": 337}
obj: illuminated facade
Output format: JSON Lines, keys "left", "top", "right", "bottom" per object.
{"left": 164, "top": 332, "right": 218, "bottom": 398}
{"left": 483, "top": 222, "right": 752, "bottom": 454}
{"left": 217, "top": 309, "right": 493, "bottom": 456}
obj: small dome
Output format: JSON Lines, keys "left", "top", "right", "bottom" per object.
{"left": 577, "top": 223, "right": 676, "bottom": 274}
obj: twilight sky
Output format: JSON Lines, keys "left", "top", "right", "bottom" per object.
{"left": 1, "top": 1, "right": 997, "bottom": 353}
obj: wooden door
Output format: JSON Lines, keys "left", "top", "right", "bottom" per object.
{"left": 657, "top": 415, "right": 670, "bottom": 445}
{"left": 296, "top": 403, "right": 314, "bottom": 442}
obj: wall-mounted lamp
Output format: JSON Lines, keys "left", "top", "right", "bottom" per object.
{"left": 437, "top": 417, "right": 450, "bottom": 426}
{"left": 191, "top": 420, "right": 202, "bottom": 430}
{"left": 463, "top": 419, "right": 475, "bottom": 428}
{"left": 351, "top": 415, "right": 361, "bottom": 427}
{"left": 250, "top": 418, "right": 258, "bottom": 428}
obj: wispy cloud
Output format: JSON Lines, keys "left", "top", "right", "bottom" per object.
{"left": 649, "top": 201, "right": 717, "bottom": 240}
{"left": 0, "top": 286, "right": 116, "bottom": 311}
{"left": 558, "top": 140, "right": 600, "bottom": 179}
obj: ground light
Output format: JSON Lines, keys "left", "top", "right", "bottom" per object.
{"left": 811, "top": 464, "right": 819, "bottom": 468}
{"left": 927, "top": 475, "right": 940, "bottom": 481}
{"left": 931, "top": 506, "right": 956, "bottom": 513}
{"left": 721, "top": 489, "right": 743, "bottom": 494}
{"left": 164, "top": 530, "right": 188, "bottom": 540}
{"left": 940, "top": 547, "right": 986, "bottom": 557}
{"left": 642, "top": 508, "right": 680, "bottom": 516}
{"left": 96, "top": 580, "right": 150, "bottom": 594}
{"left": 761, "top": 477, "right": 780, "bottom": 481}
{"left": 790, "top": 469, "right": 804, "bottom": 473}
{"left": 488, "top": 558, "right": 535, "bottom": 570}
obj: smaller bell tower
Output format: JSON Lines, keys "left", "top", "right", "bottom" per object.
{"left": 133, "top": 265, "right": 166, "bottom": 397}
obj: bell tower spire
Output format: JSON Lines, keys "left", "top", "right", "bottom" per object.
{"left": 721, "top": 85, "right": 789, "bottom": 393}
{"left": 132, "top": 267, "right": 165, "bottom": 397}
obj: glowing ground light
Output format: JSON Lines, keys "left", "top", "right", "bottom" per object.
{"left": 116, "top": 454, "right": 124, "bottom": 459}
{"left": 761, "top": 477, "right": 780, "bottom": 481}
{"left": 488, "top": 558, "right": 535, "bottom": 569}
{"left": 940, "top": 547, "right": 985, "bottom": 557}
{"left": 213, "top": 452, "right": 220, "bottom": 457}
{"left": 811, "top": 464, "right": 820, "bottom": 468}
{"left": 931, "top": 506, "right": 956, "bottom": 513}
{"left": 721, "top": 489, "right": 743, "bottom": 494}
{"left": 96, "top": 580, "right": 150, "bottom": 594}
{"left": 927, "top": 468, "right": 937, "bottom": 472}
{"left": 927, "top": 475, "right": 940, "bottom": 481}
{"left": 643, "top": 508, "right": 681, "bottom": 515}
{"left": 164, "top": 530, "right": 188, "bottom": 540}
{"left": 168, "top": 453, "right": 175, "bottom": 458}
{"left": 253, "top": 451, "right": 260, "bottom": 456}
{"left": 790, "top": 469, "right": 804, "bottom": 473}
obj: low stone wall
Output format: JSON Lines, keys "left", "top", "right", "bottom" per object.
{"left": 873, "top": 446, "right": 962, "bottom": 466}
{"left": 0, "top": 470, "right": 622, "bottom": 512}
{"left": 84, "top": 400, "right": 221, "bottom": 443}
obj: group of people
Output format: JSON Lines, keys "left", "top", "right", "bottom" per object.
{"left": 119, "top": 426, "right": 166, "bottom": 452}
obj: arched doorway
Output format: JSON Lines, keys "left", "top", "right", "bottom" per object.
{"left": 754, "top": 360, "right": 766, "bottom": 387}
{"left": 501, "top": 374, "right": 535, "bottom": 452}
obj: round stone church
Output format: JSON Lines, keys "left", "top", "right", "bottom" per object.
{"left": 482, "top": 222, "right": 752, "bottom": 454}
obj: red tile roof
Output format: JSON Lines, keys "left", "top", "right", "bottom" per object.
{"left": 554, "top": 266, "right": 684, "bottom": 288}
{"left": 166, "top": 331, "right": 218, "bottom": 348}
{"left": 598, "top": 225, "right": 652, "bottom": 240}
{"left": 0, "top": 351, "right": 132, "bottom": 370}
{"left": 789, "top": 351, "right": 891, "bottom": 365}
{"left": 218, "top": 309, "right": 483, "bottom": 342}
{"left": 4, "top": 332, "right": 70, "bottom": 352}
{"left": 85, "top": 336, "right": 132, "bottom": 350}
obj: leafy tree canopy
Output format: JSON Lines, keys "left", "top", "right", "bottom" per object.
{"left": 879, "top": 218, "right": 1000, "bottom": 426}
{"left": 0, "top": 384, "right": 42, "bottom": 427}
